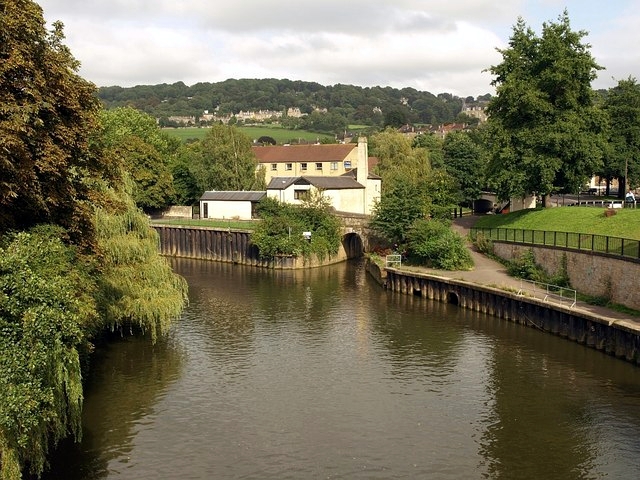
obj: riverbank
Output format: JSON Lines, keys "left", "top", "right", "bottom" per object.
{"left": 364, "top": 215, "right": 640, "bottom": 364}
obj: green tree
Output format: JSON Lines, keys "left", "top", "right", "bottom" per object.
{"left": 0, "top": 0, "right": 102, "bottom": 243}
{"left": 369, "top": 181, "right": 430, "bottom": 244}
{"left": 412, "top": 133, "right": 444, "bottom": 168}
{"left": 443, "top": 131, "right": 485, "bottom": 206}
{"left": 0, "top": 226, "right": 97, "bottom": 479}
{"left": 251, "top": 194, "right": 341, "bottom": 260}
{"left": 98, "top": 107, "right": 178, "bottom": 211}
{"left": 186, "top": 125, "right": 264, "bottom": 193}
{"left": 602, "top": 77, "right": 640, "bottom": 195}
{"left": 370, "top": 128, "right": 430, "bottom": 184}
{"left": 485, "top": 11, "right": 606, "bottom": 202}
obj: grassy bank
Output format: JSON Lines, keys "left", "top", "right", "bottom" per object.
{"left": 474, "top": 207, "right": 640, "bottom": 240}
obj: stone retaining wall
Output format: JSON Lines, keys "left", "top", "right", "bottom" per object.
{"left": 492, "top": 242, "right": 640, "bottom": 310}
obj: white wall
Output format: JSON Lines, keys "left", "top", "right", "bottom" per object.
{"left": 201, "top": 200, "right": 253, "bottom": 220}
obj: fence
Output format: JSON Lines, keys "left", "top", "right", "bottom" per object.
{"left": 470, "top": 227, "right": 640, "bottom": 260}
{"left": 517, "top": 279, "right": 577, "bottom": 308}
{"left": 385, "top": 254, "right": 402, "bottom": 268}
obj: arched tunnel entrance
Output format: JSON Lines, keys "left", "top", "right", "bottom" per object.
{"left": 342, "top": 232, "right": 364, "bottom": 259}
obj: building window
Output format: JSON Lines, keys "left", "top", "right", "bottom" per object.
{"left": 294, "top": 189, "right": 308, "bottom": 200}
{"left": 344, "top": 160, "right": 352, "bottom": 169}
{"left": 285, "top": 163, "right": 293, "bottom": 171}
{"left": 330, "top": 162, "right": 338, "bottom": 171}
{"left": 301, "top": 163, "right": 308, "bottom": 171}
{"left": 315, "top": 162, "right": 322, "bottom": 171}
{"left": 271, "top": 163, "right": 277, "bottom": 171}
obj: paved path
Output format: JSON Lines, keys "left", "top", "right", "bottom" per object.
{"left": 401, "top": 215, "right": 640, "bottom": 330}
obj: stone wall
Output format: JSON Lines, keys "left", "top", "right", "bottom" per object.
{"left": 493, "top": 242, "right": 640, "bottom": 310}
{"left": 384, "top": 268, "right": 640, "bottom": 365}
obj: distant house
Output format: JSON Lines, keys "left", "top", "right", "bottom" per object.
{"left": 199, "top": 191, "right": 266, "bottom": 220}
{"left": 264, "top": 138, "right": 381, "bottom": 215}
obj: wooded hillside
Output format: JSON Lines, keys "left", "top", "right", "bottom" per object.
{"left": 98, "top": 78, "right": 490, "bottom": 126}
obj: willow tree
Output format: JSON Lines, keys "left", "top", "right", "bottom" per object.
{"left": 0, "top": 227, "right": 97, "bottom": 479}
{"left": 93, "top": 176, "right": 188, "bottom": 343}
{"left": 486, "top": 11, "right": 606, "bottom": 203}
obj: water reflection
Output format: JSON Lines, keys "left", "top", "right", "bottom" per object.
{"left": 42, "top": 259, "right": 640, "bottom": 479}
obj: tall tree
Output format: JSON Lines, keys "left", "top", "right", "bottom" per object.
{"left": 443, "top": 131, "right": 485, "bottom": 206}
{"left": 98, "top": 107, "right": 178, "bottom": 211}
{"left": 0, "top": 0, "right": 102, "bottom": 242}
{"left": 187, "top": 125, "right": 264, "bottom": 193}
{"left": 485, "top": 12, "right": 606, "bottom": 203}
{"left": 602, "top": 77, "right": 640, "bottom": 195}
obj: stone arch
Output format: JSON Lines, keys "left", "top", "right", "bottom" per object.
{"left": 447, "top": 291, "right": 460, "bottom": 305}
{"left": 342, "top": 232, "right": 364, "bottom": 258}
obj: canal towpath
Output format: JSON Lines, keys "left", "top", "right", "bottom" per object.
{"left": 399, "top": 215, "right": 640, "bottom": 333}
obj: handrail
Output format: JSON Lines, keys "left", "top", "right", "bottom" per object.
{"left": 517, "top": 279, "right": 577, "bottom": 308}
{"left": 470, "top": 227, "right": 640, "bottom": 261}
{"left": 385, "top": 254, "right": 402, "bottom": 268}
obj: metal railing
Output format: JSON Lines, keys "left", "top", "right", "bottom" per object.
{"left": 470, "top": 227, "right": 640, "bottom": 260}
{"left": 517, "top": 280, "right": 576, "bottom": 308}
{"left": 385, "top": 254, "right": 402, "bottom": 268}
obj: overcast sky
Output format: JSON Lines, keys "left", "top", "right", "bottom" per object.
{"left": 37, "top": 0, "right": 639, "bottom": 97}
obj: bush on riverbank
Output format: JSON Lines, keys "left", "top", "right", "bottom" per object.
{"left": 406, "top": 219, "right": 473, "bottom": 270}
{"left": 251, "top": 195, "right": 342, "bottom": 261}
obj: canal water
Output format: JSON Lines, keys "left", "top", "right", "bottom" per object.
{"left": 44, "top": 259, "right": 640, "bottom": 479}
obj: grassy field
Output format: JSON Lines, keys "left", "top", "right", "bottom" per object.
{"left": 474, "top": 207, "right": 640, "bottom": 240}
{"left": 163, "top": 126, "right": 335, "bottom": 144}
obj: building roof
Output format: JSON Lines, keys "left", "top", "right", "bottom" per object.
{"left": 266, "top": 176, "right": 364, "bottom": 190}
{"left": 253, "top": 143, "right": 357, "bottom": 163}
{"left": 341, "top": 169, "right": 382, "bottom": 181}
{"left": 200, "top": 191, "right": 266, "bottom": 202}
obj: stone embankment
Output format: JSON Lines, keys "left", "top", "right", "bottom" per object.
{"left": 364, "top": 216, "right": 640, "bottom": 365}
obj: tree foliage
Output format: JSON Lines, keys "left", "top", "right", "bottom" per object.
{"left": 98, "top": 79, "right": 466, "bottom": 128}
{"left": 93, "top": 178, "right": 188, "bottom": 343}
{"left": 98, "top": 107, "right": 178, "bottom": 211}
{"left": 251, "top": 194, "right": 342, "bottom": 260}
{"left": 0, "top": 0, "right": 102, "bottom": 243}
{"left": 601, "top": 77, "right": 640, "bottom": 193}
{"left": 406, "top": 219, "right": 473, "bottom": 270}
{"left": 185, "top": 125, "right": 264, "bottom": 193}
{"left": 485, "top": 11, "right": 606, "bottom": 200}
{"left": 443, "top": 131, "right": 485, "bottom": 205}
{"left": 0, "top": 4, "right": 189, "bottom": 478}
{"left": 0, "top": 226, "right": 97, "bottom": 479}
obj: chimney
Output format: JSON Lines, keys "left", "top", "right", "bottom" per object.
{"left": 357, "top": 136, "right": 368, "bottom": 186}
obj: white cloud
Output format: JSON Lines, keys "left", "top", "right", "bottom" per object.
{"left": 36, "top": 0, "right": 638, "bottom": 96}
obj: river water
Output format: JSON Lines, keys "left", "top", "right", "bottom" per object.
{"left": 44, "top": 259, "right": 640, "bottom": 479}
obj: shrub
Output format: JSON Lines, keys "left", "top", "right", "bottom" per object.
{"left": 406, "top": 219, "right": 473, "bottom": 270}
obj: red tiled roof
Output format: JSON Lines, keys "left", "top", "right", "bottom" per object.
{"left": 252, "top": 144, "right": 357, "bottom": 163}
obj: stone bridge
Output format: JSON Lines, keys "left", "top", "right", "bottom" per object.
{"left": 335, "top": 211, "right": 379, "bottom": 258}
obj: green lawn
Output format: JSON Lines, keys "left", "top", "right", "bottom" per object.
{"left": 163, "top": 126, "right": 335, "bottom": 144}
{"left": 474, "top": 207, "right": 640, "bottom": 240}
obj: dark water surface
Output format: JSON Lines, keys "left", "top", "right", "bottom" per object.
{"left": 44, "top": 259, "right": 640, "bottom": 479}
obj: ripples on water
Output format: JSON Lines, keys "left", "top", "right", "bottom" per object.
{"left": 43, "top": 259, "right": 640, "bottom": 480}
